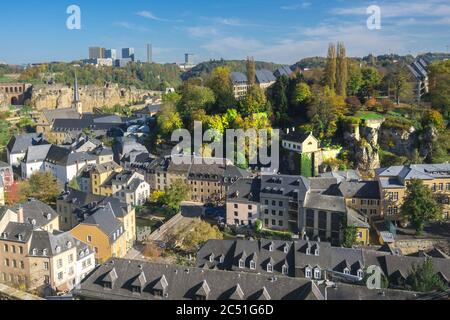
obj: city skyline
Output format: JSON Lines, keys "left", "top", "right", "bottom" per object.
{"left": 1, "top": 0, "right": 450, "bottom": 65}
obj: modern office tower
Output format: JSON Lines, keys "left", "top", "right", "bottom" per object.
{"left": 147, "top": 44, "right": 152, "bottom": 63}
{"left": 89, "top": 47, "right": 105, "bottom": 59}
{"left": 122, "top": 48, "right": 135, "bottom": 62}
{"left": 185, "top": 53, "right": 194, "bottom": 65}
{"left": 105, "top": 49, "right": 117, "bottom": 60}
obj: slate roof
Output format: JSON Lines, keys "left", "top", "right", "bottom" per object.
{"left": 230, "top": 72, "right": 247, "bottom": 84}
{"left": 255, "top": 69, "right": 276, "bottom": 84}
{"left": 1, "top": 222, "right": 34, "bottom": 243}
{"left": 274, "top": 65, "right": 293, "bottom": 78}
{"left": 324, "top": 181, "right": 381, "bottom": 200}
{"left": 260, "top": 174, "right": 310, "bottom": 202}
{"left": 377, "top": 164, "right": 450, "bottom": 182}
{"left": 79, "top": 203, "right": 125, "bottom": 243}
{"left": 74, "top": 258, "right": 325, "bottom": 301}
{"left": 7, "top": 133, "right": 48, "bottom": 155}
{"left": 22, "top": 144, "right": 96, "bottom": 166}
{"left": 28, "top": 230, "right": 80, "bottom": 257}
{"left": 227, "top": 177, "right": 261, "bottom": 203}
{"left": 283, "top": 131, "right": 316, "bottom": 144}
{"left": 11, "top": 199, "right": 58, "bottom": 229}
{"left": 74, "top": 258, "right": 417, "bottom": 300}
{"left": 42, "top": 108, "right": 80, "bottom": 123}
{"left": 319, "top": 170, "right": 361, "bottom": 182}
{"left": 304, "top": 193, "right": 347, "bottom": 213}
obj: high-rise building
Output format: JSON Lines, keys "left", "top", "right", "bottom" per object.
{"left": 147, "top": 44, "right": 152, "bottom": 63}
{"left": 89, "top": 47, "right": 105, "bottom": 59}
{"left": 122, "top": 48, "right": 135, "bottom": 62}
{"left": 185, "top": 53, "right": 194, "bottom": 65}
{"left": 105, "top": 49, "right": 117, "bottom": 60}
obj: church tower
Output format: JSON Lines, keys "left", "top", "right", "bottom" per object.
{"left": 72, "top": 71, "right": 83, "bottom": 114}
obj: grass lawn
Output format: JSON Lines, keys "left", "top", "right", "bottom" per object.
{"left": 0, "top": 76, "right": 14, "bottom": 83}
{"left": 355, "top": 111, "right": 385, "bottom": 121}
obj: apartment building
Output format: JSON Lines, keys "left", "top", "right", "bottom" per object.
{"left": 377, "top": 164, "right": 450, "bottom": 220}
{"left": 70, "top": 203, "right": 128, "bottom": 264}
{"left": 0, "top": 208, "right": 94, "bottom": 293}
{"left": 226, "top": 178, "right": 261, "bottom": 227}
{"left": 110, "top": 171, "right": 150, "bottom": 207}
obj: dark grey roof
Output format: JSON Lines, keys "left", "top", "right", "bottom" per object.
{"left": 11, "top": 199, "right": 58, "bottom": 229}
{"left": 260, "top": 174, "right": 310, "bottom": 202}
{"left": 28, "top": 230, "right": 80, "bottom": 257}
{"left": 74, "top": 258, "right": 417, "bottom": 300}
{"left": 255, "top": 69, "right": 276, "bottom": 84}
{"left": 7, "top": 133, "right": 48, "bottom": 154}
{"left": 324, "top": 181, "right": 381, "bottom": 199}
{"left": 1, "top": 222, "right": 34, "bottom": 243}
{"left": 58, "top": 188, "right": 105, "bottom": 207}
{"left": 81, "top": 203, "right": 125, "bottom": 243}
{"left": 227, "top": 178, "right": 261, "bottom": 203}
{"left": 282, "top": 131, "right": 316, "bottom": 144}
{"left": 274, "top": 65, "right": 293, "bottom": 78}
{"left": 304, "top": 192, "right": 347, "bottom": 212}
{"left": 377, "top": 164, "right": 450, "bottom": 181}
{"left": 230, "top": 72, "right": 247, "bottom": 84}
{"left": 319, "top": 170, "right": 361, "bottom": 182}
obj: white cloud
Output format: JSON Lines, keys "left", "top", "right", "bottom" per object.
{"left": 202, "top": 17, "right": 261, "bottom": 27}
{"left": 136, "top": 11, "right": 183, "bottom": 22}
{"left": 186, "top": 26, "right": 219, "bottom": 38}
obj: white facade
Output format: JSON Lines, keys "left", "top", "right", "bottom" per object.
{"left": 75, "top": 247, "right": 96, "bottom": 286}
{"left": 112, "top": 172, "right": 151, "bottom": 206}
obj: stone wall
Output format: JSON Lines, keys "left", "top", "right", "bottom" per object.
{"left": 29, "top": 84, "right": 162, "bottom": 112}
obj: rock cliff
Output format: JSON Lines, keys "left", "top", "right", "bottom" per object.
{"left": 29, "top": 84, "right": 162, "bottom": 112}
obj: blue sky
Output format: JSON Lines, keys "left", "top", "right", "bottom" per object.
{"left": 1, "top": 0, "right": 449, "bottom": 65}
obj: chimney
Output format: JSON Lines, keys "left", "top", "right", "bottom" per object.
{"left": 17, "top": 206, "right": 24, "bottom": 223}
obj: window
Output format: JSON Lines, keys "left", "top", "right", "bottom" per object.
{"left": 20, "top": 261, "right": 24, "bottom": 269}
{"left": 388, "top": 192, "right": 399, "bottom": 201}
{"left": 248, "top": 205, "right": 252, "bottom": 210}
{"left": 305, "top": 268, "right": 312, "bottom": 278}
{"left": 19, "top": 247, "right": 23, "bottom": 254}
{"left": 239, "top": 259, "right": 245, "bottom": 269}
{"left": 87, "top": 235, "right": 92, "bottom": 243}
{"left": 57, "top": 272, "right": 63, "bottom": 280}
{"left": 279, "top": 211, "right": 284, "bottom": 217}
{"left": 267, "top": 263, "right": 273, "bottom": 273}
{"left": 314, "top": 268, "right": 321, "bottom": 280}
{"left": 4, "top": 259, "right": 9, "bottom": 267}
{"left": 279, "top": 201, "right": 283, "bottom": 207}
{"left": 11, "top": 245, "right": 16, "bottom": 254}
{"left": 357, "top": 269, "right": 364, "bottom": 280}
{"left": 234, "top": 204, "right": 238, "bottom": 209}
{"left": 343, "top": 268, "right": 350, "bottom": 275}
{"left": 57, "top": 259, "right": 63, "bottom": 269}
{"left": 68, "top": 254, "right": 74, "bottom": 264}
{"left": 44, "top": 262, "right": 49, "bottom": 270}
{"left": 278, "top": 220, "right": 283, "bottom": 227}
{"left": 3, "top": 244, "right": 8, "bottom": 253}
{"left": 250, "top": 260, "right": 256, "bottom": 270}
{"left": 282, "top": 265, "right": 288, "bottom": 275}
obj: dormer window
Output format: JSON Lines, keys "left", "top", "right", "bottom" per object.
{"left": 306, "top": 248, "right": 311, "bottom": 255}
{"left": 43, "top": 249, "right": 48, "bottom": 256}
{"left": 282, "top": 265, "right": 289, "bottom": 275}
{"left": 250, "top": 260, "right": 256, "bottom": 270}
{"left": 32, "top": 248, "right": 38, "bottom": 256}
{"left": 209, "top": 254, "right": 215, "bottom": 263}
{"left": 55, "top": 246, "right": 61, "bottom": 254}
{"left": 103, "top": 281, "right": 112, "bottom": 289}
{"left": 67, "top": 241, "right": 72, "bottom": 249}
{"left": 267, "top": 263, "right": 273, "bottom": 273}
{"left": 315, "top": 248, "right": 320, "bottom": 256}
{"left": 269, "top": 242, "right": 274, "bottom": 252}
{"left": 219, "top": 255, "right": 224, "bottom": 264}
{"left": 314, "top": 268, "right": 321, "bottom": 280}
{"left": 343, "top": 268, "right": 350, "bottom": 275}
{"left": 305, "top": 267, "right": 312, "bottom": 279}
{"left": 46, "top": 214, "right": 52, "bottom": 220}
{"left": 239, "top": 259, "right": 245, "bottom": 269}
{"left": 131, "top": 285, "right": 141, "bottom": 294}
{"left": 357, "top": 269, "right": 364, "bottom": 280}
{"left": 284, "top": 244, "right": 289, "bottom": 254}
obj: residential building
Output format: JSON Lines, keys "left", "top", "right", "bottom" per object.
{"left": 231, "top": 72, "right": 250, "bottom": 100}
{"left": 406, "top": 58, "right": 429, "bottom": 103}
{"left": 10, "top": 199, "right": 60, "bottom": 232}
{"left": 226, "top": 178, "right": 261, "bottom": 227}
{"left": 20, "top": 144, "right": 97, "bottom": 183}
{"left": 197, "top": 239, "right": 450, "bottom": 288}
{"left": 274, "top": 65, "right": 294, "bottom": 78}
{"left": 57, "top": 189, "right": 136, "bottom": 251}
{"left": 0, "top": 162, "right": 14, "bottom": 188}
{"left": 110, "top": 171, "right": 150, "bottom": 206}
{"left": 89, "top": 162, "right": 123, "bottom": 197}
{"left": 73, "top": 258, "right": 418, "bottom": 300}
{"left": 0, "top": 208, "right": 94, "bottom": 293}
{"left": 70, "top": 202, "right": 128, "bottom": 264}
{"left": 6, "top": 133, "right": 48, "bottom": 166}
{"left": 376, "top": 164, "right": 450, "bottom": 220}
{"left": 255, "top": 69, "right": 276, "bottom": 90}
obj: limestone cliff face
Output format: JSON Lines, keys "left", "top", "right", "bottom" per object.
{"left": 379, "top": 126, "right": 417, "bottom": 158}
{"left": 345, "top": 124, "right": 381, "bottom": 172}
{"left": 30, "top": 84, "right": 161, "bottom": 112}
{"left": 0, "top": 92, "right": 7, "bottom": 109}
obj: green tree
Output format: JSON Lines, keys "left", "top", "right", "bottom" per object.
{"left": 386, "top": 64, "right": 410, "bottom": 105}
{"left": 206, "top": 66, "right": 236, "bottom": 113}
{"left": 429, "top": 60, "right": 450, "bottom": 119}
{"left": 336, "top": 42, "right": 348, "bottom": 97}
{"left": 160, "top": 181, "right": 191, "bottom": 212}
{"left": 246, "top": 57, "right": 256, "bottom": 87}
{"left": 347, "top": 61, "right": 363, "bottom": 96}
{"left": 359, "top": 67, "right": 381, "bottom": 100}
{"left": 239, "top": 86, "right": 270, "bottom": 115}
{"left": 401, "top": 179, "right": 443, "bottom": 234}
{"left": 179, "top": 85, "right": 215, "bottom": 116}
{"left": 342, "top": 226, "right": 358, "bottom": 248}
{"left": 179, "top": 219, "right": 224, "bottom": 252}
{"left": 324, "top": 43, "right": 337, "bottom": 92}
{"left": 408, "top": 258, "right": 447, "bottom": 292}
{"left": 157, "top": 99, "right": 183, "bottom": 138}
{"left": 21, "top": 172, "right": 61, "bottom": 204}
{"left": 269, "top": 75, "right": 289, "bottom": 124}
{"left": 292, "top": 82, "right": 312, "bottom": 106}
